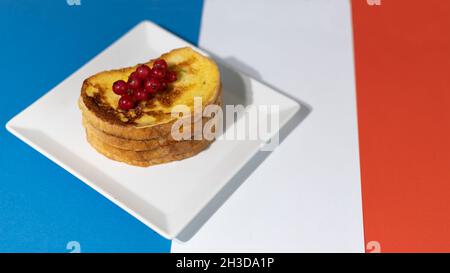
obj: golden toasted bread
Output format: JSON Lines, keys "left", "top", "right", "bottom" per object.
{"left": 85, "top": 129, "right": 212, "bottom": 167}
{"left": 82, "top": 96, "right": 222, "bottom": 151}
{"left": 79, "top": 47, "right": 221, "bottom": 140}
{"left": 83, "top": 119, "right": 178, "bottom": 151}
{"left": 79, "top": 47, "right": 220, "bottom": 166}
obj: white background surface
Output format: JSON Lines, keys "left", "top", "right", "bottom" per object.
{"left": 172, "top": 0, "right": 364, "bottom": 252}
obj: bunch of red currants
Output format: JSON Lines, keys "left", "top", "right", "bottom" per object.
{"left": 112, "top": 59, "right": 177, "bottom": 110}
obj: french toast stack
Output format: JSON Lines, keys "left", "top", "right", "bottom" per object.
{"left": 78, "top": 47, "right": 221, "bottom": 167}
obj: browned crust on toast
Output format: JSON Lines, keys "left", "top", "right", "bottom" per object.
{"left": 82, "top": 116, "right": 211, "bottom": 152}
{"left": 79, "top": 85, "right": 222, "bottom": 140}
{"left": 85, "top": 129, "right": 212, "bottom": 167}
{"left": 83, "top": 118, "right": 182, "bottom": 151}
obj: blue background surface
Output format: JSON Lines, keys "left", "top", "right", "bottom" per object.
{"left": 0, "top": 0, "right": 204, "bottom": 253}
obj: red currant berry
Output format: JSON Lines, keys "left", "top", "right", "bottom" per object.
{"left": 159, "top": 81, "right": 168, "bottom": 91}
{"left": 118, "top": 96, "right": 134, "bottom": 110}
{"left": 133, "top": 89, "right": 148, "bottom": 101}
{"left": 144, "top": 78, "right": 161, "bottom": 94}
{"left": 136, "top": 64, "right": 152, "bottom": 80}
{"left": 165, "top": 71, "right": 177, "bottom": 82}
{"left": 151, "top": 68, "right": 166, "bottom": 80}
{"left": 127, "top": 77, "right": 142, "bottom": 90}
{"left": 112, "top": 80, "right": 128, "bottom": 95}
{"left": 153, "top": 59, "right": 167, "bottom": 71}
{"left": 128, "top": 71, "right": 139, "bottom": 80}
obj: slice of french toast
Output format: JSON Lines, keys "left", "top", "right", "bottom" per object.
{"left": 82, "top": 95, "right": 222, "bottom": 151}
{"left": 85, "top": 129, "right": 212, "bottom": 167}
{"left": 79, "top": 47, "right": 221, "bottom": 140}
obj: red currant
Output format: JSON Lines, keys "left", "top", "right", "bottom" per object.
{"left": 133, "top": 89, "right": 148, "bottom": 101}
{"left": 144, "top": 78, "right": 161, "bottom": 94}
{"left": 128, "top": 71, "right": 139, "bottom": 80}
{"left": 165, "top": 71, "right": 177, "bottom": 82}
{"left": 127, "top": 77, "right": 142, "bottom": 90}
{"left": 118, "top": 95, "right": 134, "bottom": 110}
{"left": 151, "top": 68, "right": 166, "bottom": 80}
{"left": 159, "top": 81, "right": 168, "bottom": 91}
{"left": 112, "top": 80, "right": 128, "bottom": 95}
{"left": 153, "top": 59, "right": 167, "bottom": 71}
{"left": 136, "top": 64, "right": 152, "bottom": 80}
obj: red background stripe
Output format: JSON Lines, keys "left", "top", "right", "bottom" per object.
{"left": 352, "top": 0, "right": 450, "bottom": 252}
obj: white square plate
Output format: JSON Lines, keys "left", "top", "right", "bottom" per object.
{"left": 6, "top": 21, "right": 300, "bottom": 239}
